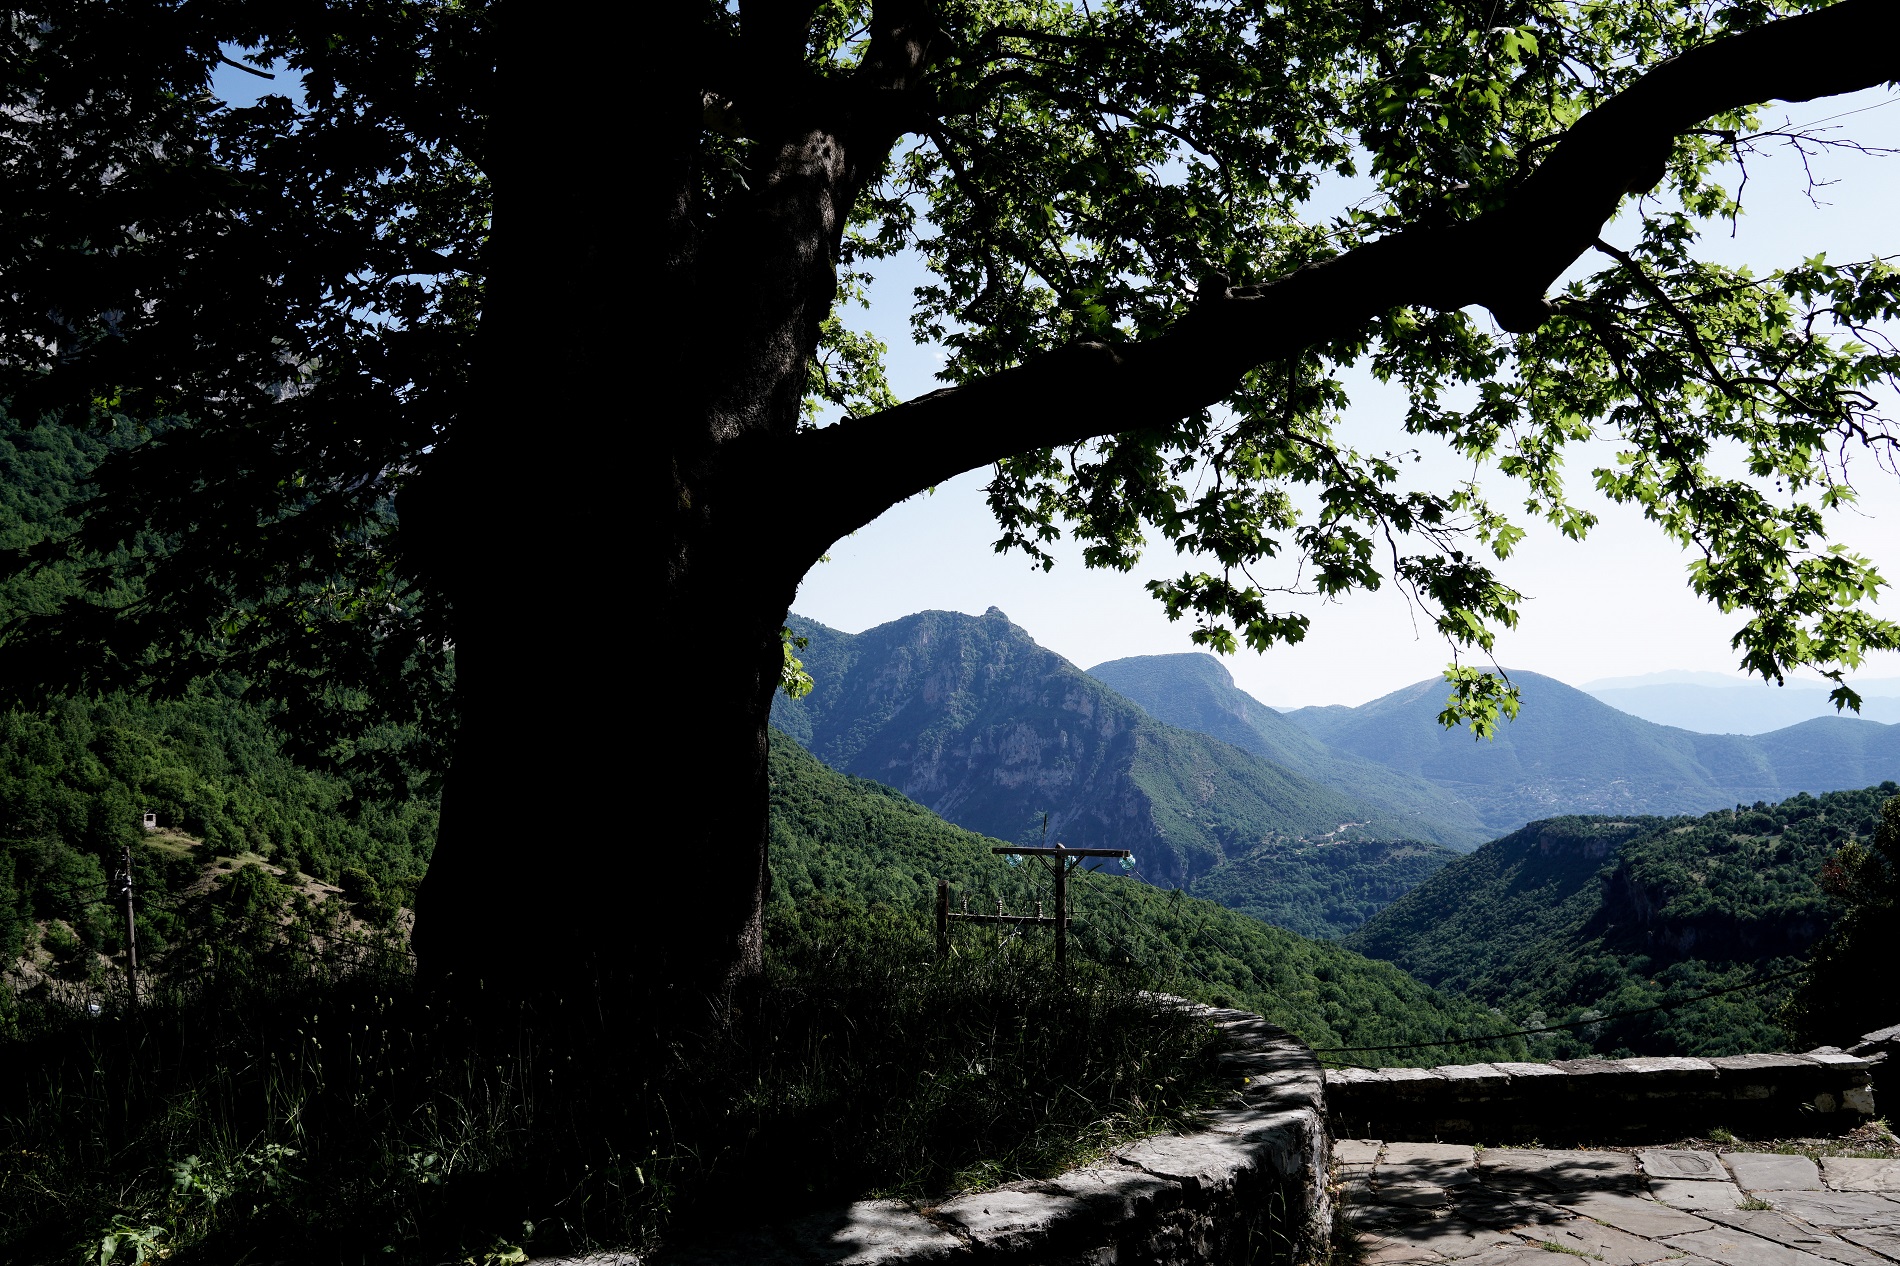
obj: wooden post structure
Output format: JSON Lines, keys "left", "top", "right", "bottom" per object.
{"left": 940, "top": 843, "right": 1131, "bottom": 972}
{"left": 119, "top": 844, "right": 138, "bottom": 1012}
{"left": 936, "top": 878, "right": 950, "bottom": 959}
{"left": 1053, "top": 845, "right": 1069, "bottom": 968}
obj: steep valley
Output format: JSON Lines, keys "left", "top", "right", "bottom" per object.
{"left": 766, "top": 729, "right": 1524, "bottom": 1063}
{"left": 773, "top": 609, "right": 1465, "bottom": 938}
{"left": 1346, "top": 783, "right": 1898, "bottom": 1057}
{"left": 1088, "top": 652, "right": 1489, "bottom": 849}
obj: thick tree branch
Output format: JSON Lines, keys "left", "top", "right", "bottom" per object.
{"left": 774, "top": 0, "right": 1899, "bottom": 569}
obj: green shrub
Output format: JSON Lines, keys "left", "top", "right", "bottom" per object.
{"left": 40, "top": 919, "right": 83, "bottom": 977}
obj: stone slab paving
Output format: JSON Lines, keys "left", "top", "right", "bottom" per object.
{"left": 1477, "top": 1149, "right": 1642, "bottom": 1194}
{"left": 1844, "top": 1231, "right": 1900, "bottom": 1260}
{"left": 1758, "top": 1192, "right": 1900, "bottom": 1231}
{"left": 1549, "top": 1190, "right": 1713, "bottom": 1238}
{"left": 1729, "top": 1153, "right": 1826, "bottom": 1192}
{"left": 1528, "top": 1217, "right": 1678, "bottom": 1264}
{"left": 1700, "top": 1210, "right": 1895, "bottom": 1266}
{"left": 1382, "top": 1143, "right": 1479, "bottom": 1188}
{"left": 1344, "top": 1144, "right": 1900, "bottom": 1266}
{"left": 1664, "top": 1227, "right": 1843, "bottom": 1266}
{"left": 1452, "top": 1188, "right": 1571, "bottom": 1230}
{"left": 1645, "top": 1150, "right": 1733, "bottom": 1181}
{"left": 1826, "top": 1161, "right": 1900, "bottom": 1192}
{"left": 1336, "top": 1139, "right": 1385, "bottom": 1169}
{"left": 1652, "top": 1179, "right": 1750, "bottom": 1210}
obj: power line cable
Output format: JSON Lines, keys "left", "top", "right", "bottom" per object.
{"left": 1069, "top": 868, "right": 1228, "bottom": 989}
{"left": 1309, "top": 965, "right": 1812, "bottom": 1054}
{"left": 35, "top": 880, "right": 111, "bottom": 904}
{"left": 1107, "top": 865, "right": 1809, "bottom": 1062}
{"left": 1125, "top": 863, "right": 1277, "bottom": 988}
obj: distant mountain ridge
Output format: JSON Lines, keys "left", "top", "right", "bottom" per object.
{"left": 1579, "top": 680, "right": 1900, "bottom": 734}
{"left": 773, "top": 609, "right": 1463, "bottom": 937}
{"left": 1089, "top": 653, "right": 1489, "bottom": 850}
{"left": 1280, "top": 670, "right": 1900, "bottom": 834}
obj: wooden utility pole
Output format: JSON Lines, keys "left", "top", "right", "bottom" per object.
{"left": 117, "top": 844, "right": 138, "bottom": 1012}
{"left": 936, "top": 878, "right": 950, "bottom": 959}
{"left": 939, "top": 843, "right": 1131, "bottom": 969}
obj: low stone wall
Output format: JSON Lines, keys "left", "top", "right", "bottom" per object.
{"left": 656, "top": 1005, "right": 1331, "bottom": 1265}
{"left": 1325, "top": 1042, "right": 1881, "bottom": 1146}
{"left": 1852, "top": 1022, "right": 1900, "bottom": 1103}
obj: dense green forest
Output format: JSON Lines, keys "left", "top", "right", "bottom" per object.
{"left": 0, "top": 691, "right": 435, "bottom": 970}
{"left": 1190, "top": 839, "right": 1457, "bottom": 941}
{"left": 1347, "top": 785, "right": 1899, "bottom": 1056}
{"left": 769, "top": 731, "right": 1526, "bottom": 1066}
{"left": 5, "top": 402, "right": 1885, "bottom": 1071}
{"left": 0, "top": 412, "right": 438, "bottom": 982}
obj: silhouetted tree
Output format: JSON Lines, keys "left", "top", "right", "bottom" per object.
{"left": 2, "top": 1, "right": 1898, "bottom": 999}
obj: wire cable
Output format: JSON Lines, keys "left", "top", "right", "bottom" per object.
{"left": 1309, "top": 965, "right": 1812, "bottom": 1054}
{"left": 1068, "top": 867, "right": 1228, "bottom": 989}
{"left": 36, "top": 881, "right": 110, "bottom": 905}
{"left": 1100, "top": 864, "right": 1810, "bottom": 1062}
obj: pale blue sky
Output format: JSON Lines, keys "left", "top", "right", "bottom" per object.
{"left": 794, "top": 88, "right": 1900, "bottom": 708}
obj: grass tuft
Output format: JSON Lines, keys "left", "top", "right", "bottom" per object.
{"left": 1, "top": 895, "right": 1226, "bottom": 1263}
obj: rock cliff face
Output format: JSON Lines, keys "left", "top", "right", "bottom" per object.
{"left": 1344, "top": 815, "right": 1657, "bottom": 994}
{"left": 1597, "top": 847, "right": 1828, "bottom": 961}
{"left": 772, "top": 609, "right": 1446, "bottom": 900}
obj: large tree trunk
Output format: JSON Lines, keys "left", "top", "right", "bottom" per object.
{"left": 410, "top": 2, "right": 822, "bottom": 1000}
{"left": 416, "top": 590, "right": 791, "bottom": 1000}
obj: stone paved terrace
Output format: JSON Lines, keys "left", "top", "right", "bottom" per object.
{"left": 1342, "top": 1142, "right": 1900, "bottom": 1266}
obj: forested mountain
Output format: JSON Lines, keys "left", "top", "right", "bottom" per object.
{"left": 1089, "top": 653, "right": 1488, "bottom": 849}
{"left": 1286, "top": 672, "right": 1900, "bottom": 834}
{"left": 773, "top": 610, "right": 1462, "bottom": 937}
{"left": 768, "top": 730, "right": 1524, "bottom": 1065}
{"left": 0, "top": 411, "right": 439, "bottom": 974}
{"left": 1186, "top": 838, "right": 1462, "bottom": 941}
{"left": 1346, "top": 784, "right": 1898, "bottom": 1057}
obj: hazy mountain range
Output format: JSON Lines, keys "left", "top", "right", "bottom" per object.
{"left": 1092, "top": 649, "right": 1900, "bottom": 835}
{"left": 1282, "top": 669, "right": 1900, "bottom": 834}
{"left": 1088, "top": 652, "right": 1490, "bottom": 842}
{"left": 1576, "top": 671, "right": 1900, "bottom": 734}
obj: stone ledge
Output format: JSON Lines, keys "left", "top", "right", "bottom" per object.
{"left": 620, "top": 1002, "right": 1330, "bottom": 1265}
{"left": 1326, "top": 1043, "right": 1880, "bottom": 1146}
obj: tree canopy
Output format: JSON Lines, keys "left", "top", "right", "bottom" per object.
{"left": 3, "top": 0, "right": 1899, "bottom": 988}
{"left": 786, "top": 0, "right": 1900, "bottom": 730}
